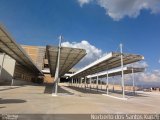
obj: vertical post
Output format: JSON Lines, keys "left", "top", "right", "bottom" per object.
{"left": 96, "top": 76, "right": 98, "bottom": 92}
{"left": 113, "top": 77, "right": 115, "bottom": 92}
{"left": 74, "top": 79, "right": 75, "bottom": 86}
{"left": 106, "top": 71, "right": 109, "bottom": 95}
{"left": 78, "top": 78, "right": 80, "bottom": 87}
{"left": 71, "top": 78, "right": 73, "bottom": 86}
{"left": 90, "top": 77, "right": 91, "bottom": 90}
{"left": 78, "top": 78, "right": 79, "bottom": 87}
{"left": 80, "top": 78, "right": 82, "bottom": 88}
{"left": 11, "top": 78, "right": 14, "bottom": 86}
{"left": 84, "top": 77, "right": 86, "bottom": 90}
{"left": 77, "top": 78, "right": 79, "bottom": 87}
{"left": 52, "top": 35, "right": 62, "bottom": 96}
{"left": 0, "top": 53, "right": 5, "bottom": 80}
{"left": 79, "top": 78, "right": 80, "bottom": 88}
{"left": 73, "top": 79, "right": 74, "bottom": 86}
{"left": 76, "top": 78, "right": 77, "bottom": 87}
{"left": 94, "top": 79, "right": 95, "bottom": 89}
{"left": 120, "top": 43, "right": 125, "bottom": 98}
{"left": 132, "top": 67, "right": 135, "bottom": 95}
{"left": 101, "top": 78, "right": 102, "bottom": 90}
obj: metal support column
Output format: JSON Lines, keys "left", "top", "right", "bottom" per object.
{"left": 78, "top": 78, "right": 80, "bottom": 87}
{"left": 77, "top": 78, "right": 79, "bottom": 87}
{"left": 120, "top": 43, "right": 125, "bottom": 98}
{"left": 96, "top": 76, "right": 98, "bottom": 92}
{"left": 75, "top": 79, "right": 77, "bottom": 86}
{"left": 52, "top": 36, "right": 62, "bottom": 96}
{"left": 71, "top": 78, "right": 73, "bottom": 86}
{"left": 73, "top": 79, "right": 74, "bottom": 86}
{"left": 76, "top": 79, "right": 78, "bottom": 87}
{"left": 113, "top": 77, "right": 115, "bottom": 92}
{"left": 132, "top": 68, "right": 135, "bottom": 95}
{"left": 84, "top": 77, "right": 86, "bottom": 90}
{"left": 101, "top": 78, "right": 102, "bottom": 90}
{"left": 106, "top": 71, "right": 109, "bottom": 95}
{"left": 90, "top": 77, "right": 91, "bottom": 90}
{"left": 81, "top": 78, "right": 82, "bottom": 88}
{"left": 11, "top": 78, "right": 14, "bottom": 86}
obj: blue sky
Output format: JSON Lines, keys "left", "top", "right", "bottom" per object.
{"left": 0, "top": 0, "right": 160, "bottom": 85}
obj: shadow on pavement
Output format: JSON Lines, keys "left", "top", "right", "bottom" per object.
{"left": 0, "top": 98, "right": 26, "bottom": 104}
{"left": 0, "top": 86, "right": 25, "bottom": 92}
{"left": 44, "top": 84, "right": 73, "bottom": 95}
{"left": 0, "top": 106, "right": 6, "bottom": 109}
{"left": 66, "top": 86, "right": 148, "bottom": 97}
{"left": 108, "top": 89, "right": 148, "bottom": 97}
{"left": 67, "top": 86, "right": 101, "bottom": 94}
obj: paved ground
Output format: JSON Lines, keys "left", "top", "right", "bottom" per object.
{"left": 0, "top": 83, "right": 160, "bottom": 114}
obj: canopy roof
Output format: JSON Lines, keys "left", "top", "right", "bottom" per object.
{"left": 87, "top": 67, "right": 145, "bottom": 78}
{"left": 71, "top": 52, "right": 144, "bottom": 78}
{"left": 46, "top": 45, "right": 86, "bottom": 77}
{"left": 0, "top": 25, "right": 43, "bottom": 75}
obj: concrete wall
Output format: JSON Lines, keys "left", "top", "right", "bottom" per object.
{"left": 14, "top": 63, "right": 38, "bottom": 82}
{"left": 0, "top": 53, "right": 16, "bottom": 84}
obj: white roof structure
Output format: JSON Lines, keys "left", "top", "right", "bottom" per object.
{"left": 87, "top": 67, "right": 145, "bottom": 78}
{"left": 0, "top": 25, "right": 43, "bottom": 75}
{"left": 71, "top": 52, "right": 144, "bottom": 78}
{"left": 46, "top": 45, "right": 86, "bottom": 77}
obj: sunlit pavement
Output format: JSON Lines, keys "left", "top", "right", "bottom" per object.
{"left": 0, "top": 84, "right": 160, "bottom": 114}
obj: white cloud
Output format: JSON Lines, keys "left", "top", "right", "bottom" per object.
{"left": 77, "top": 0, "right": 160, "bottom": 21}
{"left": 136, "top": 70, "right": 160, "bottom": 83}
{"left": 62, "top": 40, "right": 105, "bottom": 69}
{"left": 124, "top": 68, "right": 160, "bottom": 87}
{"left": 125, "top": 61, "right": 160, "bottom": 85}
{"left": 127, "top": 61, "right": 148, "bottom": 68}
{"left": 104, "top": 61, "right": 160, "bottom": 86}
{"left": 77, "top": 0, "right": 92, "bottom": 7}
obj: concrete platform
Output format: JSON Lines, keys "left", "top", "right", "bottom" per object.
{"left": 0, "top": 84, "right": 160, "bottom": 114}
